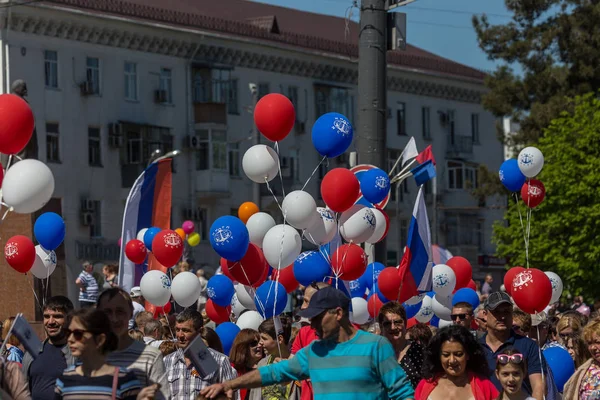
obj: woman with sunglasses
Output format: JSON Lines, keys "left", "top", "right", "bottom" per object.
{"left": 415, "top": 325, "right": 498, "bottom": 400}
{"left": 229, "top": 328, "right": 264, "bottom": 400}
{"left": 55, "top": 308, "right": 154, "bottom": 399}
{"left": 494, "top": 348, "right": 535, "bottom": 400}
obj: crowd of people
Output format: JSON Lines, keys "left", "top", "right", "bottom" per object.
{"left": 0, "top": 261, "right": 598, "bottom": 399}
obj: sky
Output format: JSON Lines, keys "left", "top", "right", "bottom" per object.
{"left": 250, "top": 0, "right": 514, "bottom": 73}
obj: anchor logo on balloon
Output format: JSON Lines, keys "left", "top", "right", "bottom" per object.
{"left": 363, "top": 211, "right": 376, "bottom": 228}
{"left": 5, "top": 242, "right": 18, "bottom": 259}
{"left": 512, "top": 270, "right": 533, "bottom": 291}
{"left": 420, "top": 306, "right": 433, "bottom": 317}
{"left": 375, "top": 176, "right": 388, "bottom": 190}
{"left": 212, "top": 227, "right": 233, "bottom": 246}
{"left": 349, "top": 280, "right": 360, "bottom": 290}
{"left": 528, "top": 185, "right": 543, "bottom": 197}
{"left": 332, "top": 117, "right": 351, "bottom": 136}
{"left": 160, "top": 274, "right": 171, "bottom": 289}
{"left": 434, "top": 273, "right": 450, "bottom": 287}
{"left": 520, "top": 153, "right": 534, "bottom": 166}
{"left": 319, "top": 209, "right": 335, "bottom": 221}
{"left": 47, "top": 251, "right": 57, "bottom": 264}
{"left": 207, "top": 286, "right": 216, "bottom": 299}
{"left": 164, "top": 232, "right": 182, "bottom": 248}
{"left": 499, "top": 170, "right": 505, "bottom": 182}
{"left": 296, "top": 251, "right": 311, "bottom": 264}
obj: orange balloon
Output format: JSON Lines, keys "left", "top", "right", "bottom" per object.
{"left": 238, "top": 202, "right": 259, "bottom": 224}
{"left": 175, "top": 228, "right": 186, "bottom": 241}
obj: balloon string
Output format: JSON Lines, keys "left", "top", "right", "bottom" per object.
{"left": 1, "top": 207, "right": 12, "bottom": 221}
{"left": 301, "top": 156, "right": 327, "bottom": 191}
{"left": 25, "top": 274, "right": 43, "bottom": 313}
{"left": 514, "top": 193, "right": 529, "bottom": 268}
{"left": 235, "top": 262, "right": 266, "bottom": 318}
{"left": 332, "top": 241, "right": 353, "bottom": 287}
{"left": 156, "top": 310, "right": 185, "bottom": 385}
{"left": 265, "top": 179, "right": 283, "bottom": 213}
{"left": 274, "top": 142, "right": 286, "bottom": 199}
{"left": 535, "top": 319, "right": 546, "bottom": 400}
{"left": 525, "top": 207, "right": 533, "bottom": 270}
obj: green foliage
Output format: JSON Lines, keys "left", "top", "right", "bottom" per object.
{"left": 493, "top": 94, "right": 600, "bottom": 296}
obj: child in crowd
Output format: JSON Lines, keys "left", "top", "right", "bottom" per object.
{"left": 495, "top": 348, "right": 535, "bottom": 400}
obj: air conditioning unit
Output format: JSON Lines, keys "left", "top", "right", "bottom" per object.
{"left": 154, "top": 90, "right": 168, "bottom": 103}
{"left": 80, "top": 81, "right": 94, "bottom": 96}
{"left": 186, "top": 135, "right": 201, "bottom": 150}
{"left": 81, "top": 199, "right": 95, "bottom": 212}
{"left": 108, "top": 135, "right": 123, "bottom": 148}
{"left": 294, "top": 121, "right": 306, "bottom": 135}
{"left": 109, "top": 123, "right": 123, "bottom": 136}
{"left": 80, "top": 211, "right": 95, "bottom": 226}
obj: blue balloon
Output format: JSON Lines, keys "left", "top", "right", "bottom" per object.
{"left": 311, "top": 112, "right": 353, "bottom": 158}
{"left": 403, "top": 301, "right": 422, "bottom": 319}
{"left": 254, "top": 281, "right": 288, "bottom": 318}
{"left": 143, "top": 227, "right": 161, "bottom": 251}
{"left": 349, "top": 279, "right": 367, "bottom": 298}
{"left": 207, "top": 275, "right": 235, "bottom": 307}
{"left": 209, "top": 216, "right": 249, "bottom": 262}
{"left": 293, "top": 251, "right": 331, "bottom": 286}
{"left": 34, "top": 212, "right": 65, "bottom": 251}
{"left": 430, "top": 315, "right": 440, "bottom": 328}
{"left": 359, "top": 168, "right": 390, "bottom": 204}
{"left": 215, "top": 322, "right": 240, "bottom": 356}
{"left": 361, "top": 262, "right": 386, "bottom": 290}
{"left": 499, "top": 159, "right": 526, "bottom": 192}
{"left": 452, "top": 288, "right": 480, "bottom": 309}
{"left": 543, "top": 346, "right": 575, "bottom": 391}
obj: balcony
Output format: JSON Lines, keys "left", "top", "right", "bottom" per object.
{"left": 192, "top": 77, "right": 229, "bottom": 125}
{"left": 196, "top": 170, "right": 230, "bottom": 199}
{"left": 447, "top": 135, "right": 473, "bottom": 158}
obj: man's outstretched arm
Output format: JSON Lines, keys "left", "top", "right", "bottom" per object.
{"left": 201, "top": 369, "right": 263, "bottom": 399}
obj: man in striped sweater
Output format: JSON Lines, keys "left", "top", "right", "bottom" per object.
{"left": 201, "top": 287, "right": 415, "bottom": 400}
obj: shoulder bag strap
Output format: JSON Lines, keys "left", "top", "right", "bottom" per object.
{"left": 111, "top": 367, "right": 119, "bottom": 400}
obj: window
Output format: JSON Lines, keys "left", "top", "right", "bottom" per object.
{"left": 446, "top": 213, "right": 482, "bottom": 248}
{"left": 126, "top": 131, "right": 143, "bottom": 164}
{"left": 422, "top": 107, "right": 431, "bottom": 140}
{"left": 159, "top": 68, "right": 173, "bottom": 103}
{"left": 86, "top": 57, "right": 100, "bottom": 95}
{"left": 195, "top": 129, "right": 227, "bottom": 171}
{"left": 90, "top": 200, "right": 102, "bottom": 238}
{"left": 44, "top": 50, "right": 58, "bottom": 88}
{"left": 258, "top": 83, "right": 270, "bottom": 99}
{"left": 124, "top": 62, "right": 138, "bottom": 101}
{"left": 314, "top": 85, "right": 355, "bottom": 123}
{"left": 447, "top": 160, "right": 478, "bottom": 190}
{"left": 228, "top": 78, "right": 239, "bottom": 114}
{"left": 447, "top": 109, "right": 456, "bottom": 141}
{"left": 397, "top": 102, "right": 406, "bottom": 135}
{"left": 198, "top": 208, "right": 208, "bottom": 238}
{"left": 288, "top": 86, "right": 299, "bottom": 112}
{"left": 471, "top": 113, "right": 480, "bottom": 144}
{"left": 228, "top": 142, "right": 240, "bottom": 177}
{"left": 387, "top": 251, "right": 398, "bottom": 267}
{"left": 46, "top": 123, "right": 60, "bottom": 163}
{"left": 88, "top": 127, "right": 102, "bottom": 167}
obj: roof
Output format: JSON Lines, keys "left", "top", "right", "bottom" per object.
{"left": 43, "top": 0, "right": 486, "bottom": 81}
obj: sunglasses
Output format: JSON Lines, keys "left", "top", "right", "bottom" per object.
{"left": 382, "top": 319, "right": 404, "bottom": 329}
{"left": 451, "top": 313, "right": 470, "bottom": 321}
{"left": 65, "top": 329, "right": 91, "bottom": 341}
{"left": 310, "top": 282, "right": 321, "bottom": 291}
{"left": 249, "top": 340, "right": 260, "bottom": 347}
{"left": 497, "top": 353, "right": 524, "bottom": 364}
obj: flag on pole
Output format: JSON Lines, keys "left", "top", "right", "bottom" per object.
{"left": 400, "top": 137, "right": 419, "bottom": 166}
{"left": 416, "top": 144, "right": 436, "bottom": 165}
{"left": 411, "top": 160, "right": 436, "bottom": 186}
{"left": 398, "top": 187, "right": 433, "bottom": 300}
{"left": 118, "top": 159, "right": 173, "bottom": 293}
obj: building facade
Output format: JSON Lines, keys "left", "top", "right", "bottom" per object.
{"left": 0, "top": 0, "right": 505, "bottom": 306}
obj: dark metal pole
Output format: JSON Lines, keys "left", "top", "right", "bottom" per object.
{"left": 357, "top": 0, "right": 388, "bottom": 264}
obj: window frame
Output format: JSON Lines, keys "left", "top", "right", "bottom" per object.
{"left": 88, "top": 126, "right": 102, "bottom": 167}
{"left": 422, "top": 106, "right": 431, "bottom": 140}
{"left": 397, "top": 102, "right": 406, "bottom": 136}
{"left": 124, "top": 61, "right": 138, "bottom": 101}
{"left": 159, "top": 68, "right": 173, "bottom": 104}
{"left": 86, "top": 57, "right": 101, "bottom": 95}
{"left": 45, "top": 122, "right": 61, "bottom": 163}
{"left": 44, "top": 50, "right": 58, "bottom": 89}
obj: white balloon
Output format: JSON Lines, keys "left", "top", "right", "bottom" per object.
{"left": 304, "top": 207, "right": 337, "bottom": 246}
{"left": 242, "top": 145, "right": 279, "bottom": 183}
{"left": 544, "top": 271, "right": 563, "bottom": 304}
{"left": 282, "top": 191, "right": 318, "bottom": 229}
{"left": 350, "top": 297, "right": 370, "bottom": 325}
{"left": 231, "top": 294, "right": 246, "bottom": 316}
{"left": 136, "top": 228, "right": 148, "bottom": 242}
{"left": 432, "top": 294, "right": 453, "bottom": 320}
{"left": 432, "top": 264, "right": 457, "bottom": 297}
{"left": 236, "top": 310, "right": 264, "bottom": 330}
{"left": 140, "top": 270, "right": 172, "bottom": 307}
{"left": 339, "top": 204, "right": 376, "bottom": 244}
{"left": 234, "top": 284, "right": 257, "bottom": 310}
{"left": 366, "top": 208, "right": 388, "bottom": 244}
{"left": 500, "top": 284, "right": 506, "bottom": 292}
{"left": 262, "top": 224, "right": 302, "bottom": 269}
{"left": 171, "top": 271, "right": 202, "bottom": 307}
{"left": 415, "top": 295, "right": 434, "bottom": 323}
{"left": 438, "top": 319, "right": 453, "bottom": 328}
{"left": 246, "top": 212, "right": 276, "bottom": 248}
{"left": 2, "top": 159, "right": 54, "bottom": 214}
{"left": 518, "top": 146, "right": 544, "bottom": 178}
{"left": 405, "top": 293, "right": 426, "bottom": 306}
{"left": 30, "top": 245, "right": 57, "bottom": 279}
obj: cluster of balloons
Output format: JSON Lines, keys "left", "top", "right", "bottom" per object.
{"left": 499, "top": 146, "right": 546, "bottom": 208}
{"left": 503, "top": 267, "right": 562, "bottom": 315}
{"left": 4, "top": 212, "right": 64, "bottom": 278}
{"left": 175, "top": 220, "right": 201, "bottom": 247}
{"left": 139, "top": 268, "right": 204, "bottom": 309}
{"left": 124, "top": 227, "right": 184, "bottom": 268}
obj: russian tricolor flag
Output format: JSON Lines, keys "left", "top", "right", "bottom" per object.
{"left": 118, "top": 159, "right": 173, "bottom": 293}
{"left": 398, "top": 187, "right": 433, "bottom": 301}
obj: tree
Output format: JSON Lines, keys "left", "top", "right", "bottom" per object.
{"left": 493, "top": 94, "right": 600, "bottom": 297}
{"left": 473, "top": 0, "right": 600, "bottom": 146}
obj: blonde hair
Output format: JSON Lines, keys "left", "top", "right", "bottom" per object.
{"left": 583, "top": 318, "right": 600, "bottom": 344}
{"left": 557, "top": 315, "right": 584, "bottom": 335}
{"left": 2, "top": 318, "right": 20, "bottom": 346}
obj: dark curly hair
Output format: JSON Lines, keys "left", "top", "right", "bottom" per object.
{"left": 422, "top": 325, "right": 491, "bottom": 380}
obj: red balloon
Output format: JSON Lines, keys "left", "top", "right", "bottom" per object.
{"left": 148, "top": 302, "right": 172, "bottom": 318}
{"left": 226, "top": 244, "right": 267, "bottom": 286}
{"left": 377, "top": 267, "right": 402, "bottom": 301}
{"left": 125, "top": 239, "right": 147, "bottom": 264}
{"left": 320, "top": 168, "right": 360, "bottom": 212}
{"left": 504, "top": 266, "right": 525, "bottom": 296}
{"left": 368, "top": 294, "right": 385, "bottom": 318}
{"left": 4, "top": 235, "right": 35, "bottom": 273}
{"left": 331, "top": 244, "right": 368, "bottom": 281}
{"left": 521, "top": 179, "right": 546, "bottom": 208}
{"left": 253, "top": 93, "right": 295, "bottom": 142}
{"left": 206, "top": 299, "right": 231, "bottom": 324}
{"left": 272, "top": 265, "right": 298, "bottom": 293}
{"left": 406, "top": 317, "right": 418, "bottom": 329}
{"left": 467, "top": 279, "right": 477, "bottom": 291}
{"left": 0, "top": 94, "right": 34, "bottom": 155}
{"left": 0, "top": 165, "right": 4, "bottom": 188}
{"left": 446, "top": 256, "right": 473, "bottom": 289}
{"left": 251, "top": 264, "right": 270, "bottom": 288}
{"left": 511, "top": 268, "right": 552, "bottom": 314}
{"left": 151, "top": 230, "right": 184, "bottom": 268}
{"left": 219, "top": 258, "right": 237, "bottom": 282}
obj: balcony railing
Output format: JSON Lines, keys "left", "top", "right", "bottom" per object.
{"left": 192, "top": 78, "right": 229, "bottom": 124}
{"left": 447, "top": 135, "right": 473, "bottom": 156}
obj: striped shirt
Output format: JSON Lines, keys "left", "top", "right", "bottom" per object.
{"left": 163, "top": 348, "right": 240, "bottom": 400}
{"left": 106, "top": 340, "right": 170, "bottom": 400}
{"left": 55, "top": 366, "right": 141, "bottom": 399}
{"left": 259, "top": 330, "right": 414, "bottom": 400}
{"left": 77, "top": 271, "right": 99, "bottom": 303}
